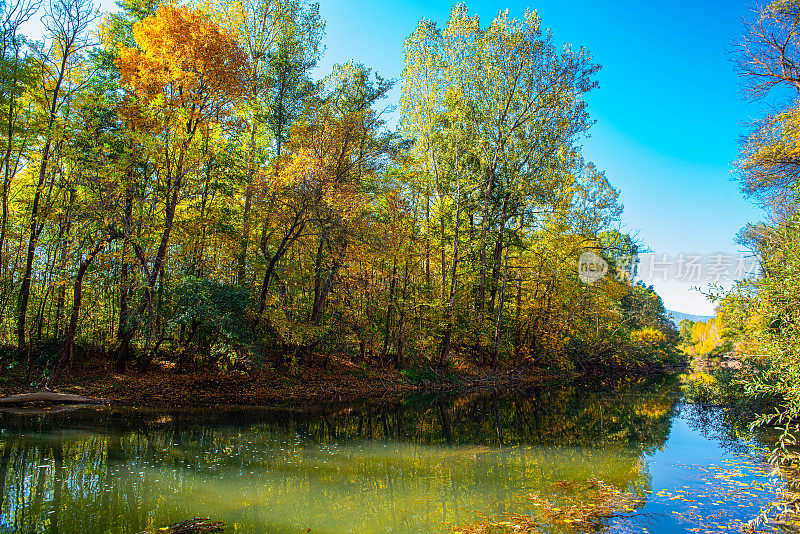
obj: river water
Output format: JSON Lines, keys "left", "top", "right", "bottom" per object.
{"left": 0, "top": 377, "right": 789, "bottom": 533}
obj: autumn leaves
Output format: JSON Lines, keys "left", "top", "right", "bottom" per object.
{"left": 0, "top": 0, "right": 679, "bottom": 377}
{"left": 117, "top": 5, "right": 247, "bottom": 123}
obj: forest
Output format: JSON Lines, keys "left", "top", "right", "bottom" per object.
{"left": 2, "top": 0, "right": 800, "bottom": 532}
{"left": 680, "top": 0, "right": 800, "bottom": 472}
{"left": 0, "top": 0, "right": 680, "bottom": 383}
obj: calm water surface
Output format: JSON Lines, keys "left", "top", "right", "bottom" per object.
{"left": 0, "top": 377, "right": 786, "bottom": 533}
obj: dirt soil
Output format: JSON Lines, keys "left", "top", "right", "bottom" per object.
{"left": 0, "top": 353, "right": 561, "bottom": 408}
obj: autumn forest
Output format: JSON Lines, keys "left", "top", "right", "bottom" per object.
{"left": 3, "top": 0, "right": 800, "bottom": 532}
{"left": 0, "top": 0, "right": 680, "bottom": 384}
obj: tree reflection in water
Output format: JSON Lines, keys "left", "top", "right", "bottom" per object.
{"left": 0, "top": 377, "right": 681, "bottom": 533}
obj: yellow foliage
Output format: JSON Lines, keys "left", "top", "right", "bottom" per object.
{"left": 117, "top": 4, "right": 247, "bottom": 122}
{"left": 630, "top": 327, "right": 666, "bottom": 347}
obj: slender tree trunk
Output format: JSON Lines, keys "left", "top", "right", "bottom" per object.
{"left": 192, "top": 145, "right": 212, "bottom": 276}
{"left": 440, "top": 146, "right": 461, "bottom": 367}
{"left": 492, "top": 242, "right": 510, "bottom": 371}
{"left": 425, "top": 181, "right": 430, "bottom": 286}
{"left": 34, "top": 242, "right": 60, "bottom": 342}
{"left": 19, "top": 137, "right": 52, "bottom": 367}
{"left": 0, "top": 33, "right": 26, "bottom": 296}
{"left": 60, "top": 237, "right": 108, "bottom": 366}
{"left": 395, "top": 261, "right": 409, "bottom": 369}
{"left": 488, "top": 237, "right": 502, "bottom": 313}
{"left": 488, "top": 195, "right": 509, "bottom": 315}
{"left": 18, "top": 46, "right": 71, "bottom": 364}
{"left": 114, "top": 142, "right": 190, "bottom": 371}
{"left": 53, "top": 189, "right": 76, "bottom": 338}
{"left": 310, "top": 237, "right": 343, "bottom": 326}
{"left": 255, "top": 217, "right": 305, "bottom": 322}
{"left": 381, "top": 262, "right": 397, "bottom": 360}
{"left": 513, "top": 267, "right": 523, "bottom": 364}
{"left": 476, "top": 166, "right": 495, "bottom": 320}
{"left": 114, "top": 181, "right": 133, "bottom": 373}
{"left": 237, "top": 122, "right": 258, "bottom": 286}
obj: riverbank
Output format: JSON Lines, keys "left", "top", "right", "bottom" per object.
{"left": 0, "top": 353, "right": 545, "bottom": 407}
{"left": 0, "top": 352, "right": 685, "bottom": 408}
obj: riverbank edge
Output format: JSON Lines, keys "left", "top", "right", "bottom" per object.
{"left": 0, "top": 353, "right": 687, "bottom": 409}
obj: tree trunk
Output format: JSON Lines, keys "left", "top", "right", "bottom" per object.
{"left": 255, "top": 216, "right": 305, "bottom": 322}
{"left": 311, "top": 240, "right": 343, "bottom": 325}
{"left": 395, "top": 261, "right": 409, "bottom": 369}
{"left": 114, "top": 132, "right": 193, "bottom": 371}
{"left": 492, "top": 242, "right": 510, "bottom": 371}
{"left": 381, "top": 262, "right": 397, "bottom": 360}
{"left": 60, "top": 238, "right": 108, "bottom": 366}
{"left": 476, "top": 166, "right": 496, "bottom": 320}
{"left": 237, "top": 122, "right": 258, "bottom": 286}
{"left": 513, "top": 268, "right": 523, "bottom": 364}
{"left": 0, "top": 33, "right": 26, "bottom": 327}
{"left": 114, "top": 179, "right": 134, "bottom": 372}
{"left": 439, "top": 146, "right": 461, "bottom": 368}
{"left": 19, "top": 44, "right": 71, "bottom": 366}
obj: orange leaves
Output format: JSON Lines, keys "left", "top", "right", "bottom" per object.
{"left": 117, "top": 4, "right": 247, "bottom": 123}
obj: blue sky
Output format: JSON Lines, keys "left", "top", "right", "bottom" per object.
{"left": 313, "top": 0, "right": 771, "bottom": 316}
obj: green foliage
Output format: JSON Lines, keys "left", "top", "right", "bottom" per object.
{"left": 401, "top": 365, "right": 437, "bottom": 385}
{"left": 679, "top": 319, "right": 695, "bottom": 345}
{"left": 0, "top": 0, "right": 679, "bottom": 384}
{"left": 170, "top": 277, "right": 253, "bottom": 346}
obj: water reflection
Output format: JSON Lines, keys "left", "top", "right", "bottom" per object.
{"left": 0, "top": 377, "right": 684, "bottom": 533}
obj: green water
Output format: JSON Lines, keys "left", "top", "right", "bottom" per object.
{"left": 0, "top": 377, "right": 787, "bottom": 533}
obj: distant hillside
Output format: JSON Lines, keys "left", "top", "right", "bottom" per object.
{"left": 668, "top": 310, "right": 713, "bottom": 326}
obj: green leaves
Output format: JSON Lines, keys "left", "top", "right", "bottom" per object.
{"left": 170, "top": 277, "right": 252, "bottom": 344}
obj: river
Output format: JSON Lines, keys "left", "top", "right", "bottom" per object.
{"left": 0, "top": 376, "right": 788, "bottom": 533}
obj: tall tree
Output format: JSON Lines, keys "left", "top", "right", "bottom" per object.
{"left": 113, "top": 4, "right": 247, "bottom": 370}
{"left": 17, "top": 0, "right": 96, "bottom": 360}
{"left": 221, "top": 0, "right": 323, "bottom": 287}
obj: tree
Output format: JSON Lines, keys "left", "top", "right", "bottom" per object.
{"left": 736, "top": 0, "right": 800, "bottom": 217}
{"left": 0, "top": 0, "right": 38, "bottom": 338}
{"left": 221, "top": 0, "right": 323, "bottom": 287}
{"left": 262, "top": 62, "right": 394, "bottom": 361}
{"left": 679, "top": 319, "right": 695, "bottom": 345}
{"left": 402, "top": 5, "right": 604, "bottom": 367}
{"left": 113, "top": 4, "right": 248, "bottom": 370}
{"left": 17, "top": 0, "right": 97, "bottom": 363}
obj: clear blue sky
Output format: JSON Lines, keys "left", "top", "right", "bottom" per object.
{"left": 313, "top": 0, "right": 769, "bottom": 316}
